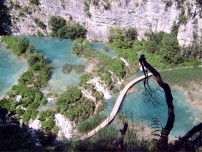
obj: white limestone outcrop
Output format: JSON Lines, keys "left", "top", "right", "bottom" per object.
{"left": 54, "top": 113, "right": 76, "bottom": 140}
{"left": 88, "top": 77, "right": 112, "bottom": 99}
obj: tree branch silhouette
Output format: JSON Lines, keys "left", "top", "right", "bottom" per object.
{"left": 139, "top": 54, "right": 175, "bottom": 151}
{"left": 171, "top": 122, "right": 202, "bottom": 151}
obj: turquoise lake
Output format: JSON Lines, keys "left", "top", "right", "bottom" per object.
{"left": 91, "top": 42, "right": 116, "bottom": 57}
{"left": 0, "top": 43, "right": 27, "bottom": 99}
{"left": 26, "top": 37, "right": 84, "bottom": 93}
{"left": 105, "top": 79, "right": 201, "bottom": 137}
{"left": 26, "top": 37, "right": 115, "bottom": 93}
{"left": 0, "top": 36, "right": 201, "bottom": 137}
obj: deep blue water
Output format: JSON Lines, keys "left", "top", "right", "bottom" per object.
{"left": 0, "top": 44, "right": 27, "bottom": 99}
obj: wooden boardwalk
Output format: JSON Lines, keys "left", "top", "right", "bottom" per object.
{"left": 78, "top": 73, "right": 153, "bottom": 140}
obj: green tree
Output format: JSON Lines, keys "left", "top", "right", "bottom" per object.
{"left": 28, "top": 53, "right": 44, "bottom": 66}
{"left": 41, "top": 119, "right": 55, "bottom": 130}
{"left": 17, "top": 38, "right": 29, "bottom": 55}
{"left": 30, "top": 0, "right": 39, "bottom": 5}
{"left": 159, "top": 33, "right": 182, "bottom": 64}
{"left": 34, "top": 18, "right": 46, "bottom": 29}
{"left": 57, "top": 24, "right": 87, "bottom": 39}
{"left": 49, "top": 16, "right": 66, "bottom": 32}
{"left": 79, "top": 73, "right": 91, "bottom": 85}
{"left": 145, "top": 32, "right": 164, "bottom": 53}
{"left": 26, "top": 45, "right": 35, "bottom": 54}
{"left": 0, "top": 100, "right": 11, "bottom": 110}
{"left": 39, "top": 110, "right": 53, "bottom": 121}
{"left": 124, "top": 27, "right": 137, "bottom": 41}
{"left": 22, "top": 110, "right": 32, "bottom": 123}
{"left": 107, "top": 60, "right": 125, "bottom": 78}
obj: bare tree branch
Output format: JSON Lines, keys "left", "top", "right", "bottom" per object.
{"left": 171, "top": 122, "right": 202, "bottom": 151}
{"left": 139, "top": 54, "right": 175, "bottom": 151}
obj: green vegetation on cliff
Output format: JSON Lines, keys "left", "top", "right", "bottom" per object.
{"left": 49, "top": 16, "right": 87, "bottom": 39}
{"left": 109, "top": 26, "right": 200, "bottom": 68}
{"left": 109, "top": 28, "right": 138, "bottom": 65}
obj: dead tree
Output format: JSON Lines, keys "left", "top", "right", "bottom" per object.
{"left": 139, "top": 54, "right": 175, "bottom": 151}
{"left": 171, "top": 122, "right": 202, "bottom": 151}
{"left": 118, "top": 122, "right": 128, "bottom": 150}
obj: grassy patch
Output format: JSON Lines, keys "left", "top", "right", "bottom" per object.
{"left": 161, "top": 67, "right": 202, "bottom": 87}
{"left": 78, "top": 114, "right": 106, "bottom": 133}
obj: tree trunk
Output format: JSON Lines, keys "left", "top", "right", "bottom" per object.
{"left": 171, "top": 122, "right": 202, "bottom": 151}
{"left": 139, "top": 54, "right": 175, "bottom": 151}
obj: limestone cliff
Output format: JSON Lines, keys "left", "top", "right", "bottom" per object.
{"left": 7, "top": 0, "right": 202, "bottom": 46}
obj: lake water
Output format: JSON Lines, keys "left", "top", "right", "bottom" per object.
{"left": 1, "top": 36, "right": 200, "bottom": 137}
{"left": 104, "top": 78, "right": 201, "bottom": 137}
{"left": 25, "top": 37, "right": 85, "bottom": 93}
{"left": 91, "top": 42, "right": 116, "bottom": 57}
{"left": 0, "top": 43, "right": 27, "bottom": 99}
{"left": 26, "top": 37, "right": 115, "bottom": 93}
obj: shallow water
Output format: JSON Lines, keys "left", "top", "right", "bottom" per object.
{"left": 26, "top": 37, "right": 116, "bottom": 93}
{"left": 0, "top": 44, "right": 27, "bottom": 99}
{"left": 104, "top": 78, "right": 201, "bottom": 137}
{"left": 26, "top": 37, "right": 85, "bottom": 93}
{"left": 1, "top": 36, "right": 200, "bottom": 138}
{"left": 91, "top": 42, "right": 116, "bottom": 57}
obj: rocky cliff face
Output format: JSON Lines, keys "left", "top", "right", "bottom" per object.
{"left": 8, "top": 0, "right": 202, "bottom": 46}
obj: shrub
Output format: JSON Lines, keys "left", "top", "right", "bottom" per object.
{"left": 79, "top": 73, "right": 91, "bottom": 85}
{"left": 61, "top": 64, "right": 73, "bottom": 74}
{"left": 179, "top": 8, "right": 187, "bottom": 24}
{"left": 41, "top": 119, "right": 55, "bottom": 130}
{"left": 49, "top": 16, "right": 87, "bottom": 39}
{"left": 49, "top": 16, "right": 66, "bottom": 32}
{"left": 34, "top": 18, "right": 46, "bottom": 29}
{"left": 57, "top": 87, "right": 82, "bottom": 105}
{"left": 92, "top": 0, "right": 99, "bottom": 6}
{"left": 30, "top": 0, "right": 39, "bottom": 5}
{"left": 165, "top": 0, "right": 173, "bottom": 9}
{"left": 78, "top": 114, "right": 106, "bottom": 133}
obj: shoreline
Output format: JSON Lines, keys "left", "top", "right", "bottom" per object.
{"left": 0, "top": 41, "right": 28, "bottom": 64}
{"left": 0, "top": 42, "right": 28, "bottom": 99}
{"left": 171, "top": 83, "right": 202, "bottom": 112}
{"left": 115, "top": 116, "right": 177, "bottom": 143}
